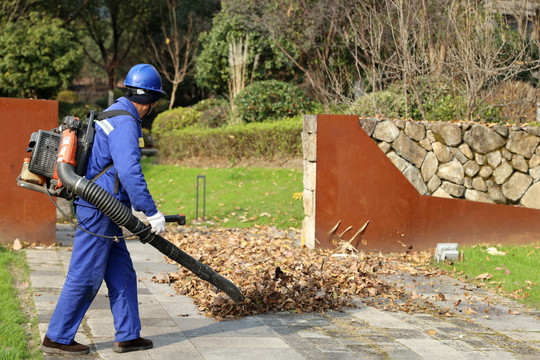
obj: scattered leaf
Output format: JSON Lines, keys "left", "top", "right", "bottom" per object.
{"left": 486, "top": 247, "right": 505, "bottom": 256}
{"left": 13, "top": 239, "right": 22, "bottom": 251}
{"left": 475, "top": 273, "right": 492, "bottom": 281}
{"left": 151, "top": 272, "right": 171, "bottom": 284}
{"left": 465, "top": 307, "right": 477, "bottom": 315}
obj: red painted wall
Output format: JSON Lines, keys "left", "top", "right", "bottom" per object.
{"left": 0, "top": 98, "right": 58, "bottom": 245}
{"left": 315, "top": 114, "right": 540, "bottom": 252}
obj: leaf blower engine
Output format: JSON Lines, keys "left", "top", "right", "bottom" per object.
{"left": 17, "top": 112, "right": 243, "bottom": 303}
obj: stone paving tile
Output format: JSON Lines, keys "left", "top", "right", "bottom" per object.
{"left": 196, "top": 347, "right": 304, "bottom": 360}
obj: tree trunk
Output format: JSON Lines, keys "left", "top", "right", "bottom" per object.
{"left": 107, "top": 69, "right": 115, "bottom": 106}
{"left": 169, "top": 81, "right": 179, "bottom": 110}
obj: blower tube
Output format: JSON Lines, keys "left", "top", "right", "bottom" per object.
{"left": 56, "top": 162, "right": 243, "bottom": 303}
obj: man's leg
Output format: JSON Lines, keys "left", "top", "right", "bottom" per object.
{"left": 105, "top": 237, "right": 153, "bottom": 353}
{"left": 44, "top": 207, "right": 118, "bottom": 349}
{"left": 104, "top": 238, "right": 141, "bottom": 342}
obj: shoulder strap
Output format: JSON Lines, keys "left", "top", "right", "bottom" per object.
{"left": 95, "top": 110, "right": 136, "bottom": 120}
{"left": 90, "top": 162, "right": 113, "bottom": 182}
{"left": 94, "top": 110, "right": 137, "bottom": 135}
{"left": 90, "top": 110, "right": 137, "bottom": 190}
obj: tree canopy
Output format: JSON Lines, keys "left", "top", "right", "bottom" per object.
{"left": 0, "top": 11, "right": 82, "bottom": 98}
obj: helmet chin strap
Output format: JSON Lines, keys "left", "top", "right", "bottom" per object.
{"left": 145, "top": 102, "right": 156, "bottom": 118}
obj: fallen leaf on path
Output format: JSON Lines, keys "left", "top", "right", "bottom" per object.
{"left": 161, "top": 227, "right": 442, "bottom": 320}
{"left": 152, "top": 272, "right": 171, "bottom": 284}
{"left": 465, "top": 307, "right": 477, "bottom": 315}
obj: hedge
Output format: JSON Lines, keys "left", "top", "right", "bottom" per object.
{"left": 154, "top": 117, "right": 303, "bottom": 163}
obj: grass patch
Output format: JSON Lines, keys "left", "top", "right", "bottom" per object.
{"left": 0, "top": 246, "right": 42, "bottom": 360}
{"left": 433, "top": 242, "right": 540, "bottom": 309}
{"left": 142, "top": 158, "right": 304, "bottom": 229}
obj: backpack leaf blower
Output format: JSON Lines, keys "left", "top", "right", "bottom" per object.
{"left": 17, "top": 112, "right": 243, "bottom": 303}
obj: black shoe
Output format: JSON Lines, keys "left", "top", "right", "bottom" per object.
{"left": 41, "top": 335, "right": 90, "bottom": 355}
{"left": 113, "top": 337, "right": 153, "bottom": 353}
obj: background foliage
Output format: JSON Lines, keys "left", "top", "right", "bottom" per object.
{"left": 234, "top": 80, "right": 314, "bottom": 123}
{"left": 0, "top": 11, "right": 82, "bottom": 98}
{"left": 153, "top": 116, "right": 304, "bottom": 163}
{"left": 1, "top": 0, "right": 539, "bottom": 128}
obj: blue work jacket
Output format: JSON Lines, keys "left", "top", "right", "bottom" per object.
{"left": 74, "top": 97, "right": 158, "bottom": 217}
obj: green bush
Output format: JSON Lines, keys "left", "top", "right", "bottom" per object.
{"left": 58, "top": 101, "right": 100, "bottom": 125}
{"left": 192, "top": 98, "right": 228, "bottom": 112}
{"left": 152, "top": 107, "right": 202, "bottom": 138}
{"left": 406, "top": 77, "right": 467, "bottom": 122}
{"left": 349, "top": 78, "right": 473, "bottom": 122}
{"left": 56, "top": 90, "right": 79, "bottom": 103}
{"left": 234, "top": 80, "right": 313, "bottom": 123}
{"left": 199, "top": 105, "right": 230, "bottom": 128}
{"left": 193, "top": 98, "right": 230, "bottom": 128}
{"left": 154, "top": 116, "right": 303, "bottom": 162}
{"left": 348, "top": 87, "right": 406, "bottom": 119}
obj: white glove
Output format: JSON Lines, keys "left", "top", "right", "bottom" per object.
{"left": 147, "top": 210, "right": 165, "bottom": 234}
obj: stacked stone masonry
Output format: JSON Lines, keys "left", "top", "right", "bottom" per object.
{"left": 362, "top": 117, "right": 540, "bottom": 208}
{"left": 301, "top": 115, "right": 317, "bottom": 249}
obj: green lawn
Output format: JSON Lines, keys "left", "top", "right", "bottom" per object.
{"left": 433, "top": 242, "right": 540, "bottom": 309}
{"left": 142, "top": 158, "right": 304, "bottom": 229}
{"left": 0, "top": 247, "right": 41, "bottom": 360}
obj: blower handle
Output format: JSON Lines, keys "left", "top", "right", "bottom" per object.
{"left": 164, "top": 214, "right": 186, "bottom": 225}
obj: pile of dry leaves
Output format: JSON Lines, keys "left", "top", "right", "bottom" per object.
{"left": 151, "top": 227, "right": 437, "bottom": 321}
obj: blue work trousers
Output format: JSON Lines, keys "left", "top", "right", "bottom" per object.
{"left": 46, "top": 205, "right": 141, "bottom": 344}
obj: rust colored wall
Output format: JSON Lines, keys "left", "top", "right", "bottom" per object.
{"left": 315, "top": 114, "right": 540, "bottom": 252}
{"left": 0, "top": 98, "right": 58, "bottom": 245}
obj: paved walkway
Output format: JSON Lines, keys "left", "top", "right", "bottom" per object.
{"left": 27, "top": 225, "right": 540, "bottom": 359}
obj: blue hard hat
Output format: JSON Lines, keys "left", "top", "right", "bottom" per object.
{"left": 123, "top": 64, "right": 166, "bottom": 94}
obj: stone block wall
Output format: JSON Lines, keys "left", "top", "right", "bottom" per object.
{"left": 302, "top": 115, "right": 540, "bottom": 248}
{"left": 301, "top": 115, "right": 317, "bottom": 249}
{"left": 361, "top": 118, "right": 540, "bottom": 208}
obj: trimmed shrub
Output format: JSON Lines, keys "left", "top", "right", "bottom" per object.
{"left": 56, "top": 90, "right": 79, "bottom": 103}
{"left": 152, "top": 107, "right": 202, "bottom": 138}
{"left": 154, "top": 117, "right": 303, "bottom": 162}
{"left": 193, "top": 98, "right": 230, "bottom": 128}
{"left": 198, "top": 105, "right": 230, "bottom": 128}
{"left": 192, "top": 98, "right": 228, "bottom": 112}
{"left": 234, "top": 80, "right": 313, "bottom": 123}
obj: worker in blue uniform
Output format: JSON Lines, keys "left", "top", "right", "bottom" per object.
{"left": 42, "top": 64, "right": 167, "bottom": 355}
